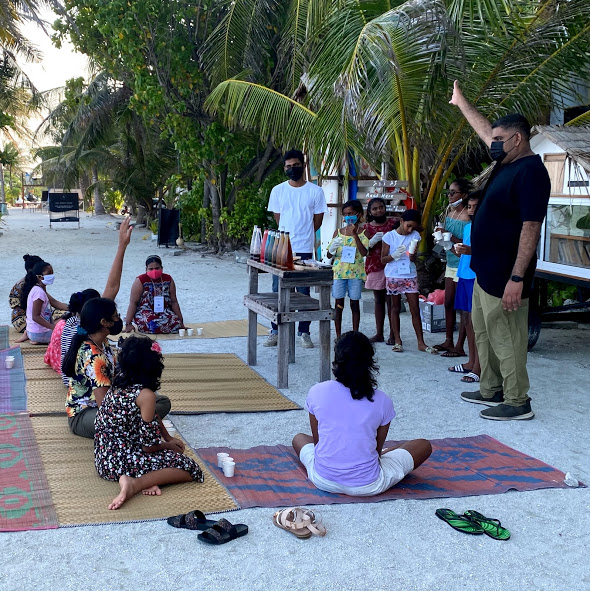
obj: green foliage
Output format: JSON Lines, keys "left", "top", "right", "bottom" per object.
{"left": 547, "top": 281, "right": 579, "bottom": 308}
{"left": 178, "top": 183, "right": 204, "bottom": 241}
{"left": 102, "top": 188, "right": 124, "bottom": 213}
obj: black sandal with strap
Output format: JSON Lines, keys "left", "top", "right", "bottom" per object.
{"left": 198, "top": 518, "right": 249, "bottom": 545}
{"left": 167, "top": 509, "right": 217, "bottom": 531}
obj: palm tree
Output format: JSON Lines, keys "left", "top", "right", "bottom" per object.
{"left": 204, "top": 0, "right": 590, "bottom": 231}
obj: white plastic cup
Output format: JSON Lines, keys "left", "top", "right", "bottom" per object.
{"left": 222, "top": 462, "right": 236, "bottom": 477}
{"left": 178, "top": 328, "right": 186, "bottom": 337}
{"left": 222, "top": 456, "right": 234, "bottom": 465}
{"left": 5, "top": 358, "right": 15, "bottom": 369}
{"left": 408, "top": 239, "right": 419, "bottom": 254}
{"left": 433, "top": 230, "right": 443, "bottom": 241}
{"left": 186, "top": 328, "right": 194, "bottom": 336}
{"left": 217, "top": 452, "right": 230, "bottom": 467}
{"left": 197, "top": 327, "right": 204, "bottom": 336}
{"left": 443, "top": 232, "right": 452, "bottom": 242}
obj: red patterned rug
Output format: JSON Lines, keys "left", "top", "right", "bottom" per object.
{"left": 0, "top": 413, "right": 58, "bottom": 531}
{"left": 197, "top": 435, "right": 582, "bottom": 509}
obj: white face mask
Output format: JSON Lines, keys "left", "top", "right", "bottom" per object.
{"left": 41, "top": 274, "right": 55, "bottom": 286}
{"left": 449, "top": 199, "right": 463, "bottom": 209}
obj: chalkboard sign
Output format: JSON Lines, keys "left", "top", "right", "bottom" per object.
{"left": 48, "top": 192, "right": 80, "bottom": 228}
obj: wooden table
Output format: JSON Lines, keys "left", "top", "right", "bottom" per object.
{"left": 244, "top": 259, "right": 333, "bottom": 388}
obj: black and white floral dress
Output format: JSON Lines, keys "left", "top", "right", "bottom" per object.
{"left": 94, "top": 384, "right": 203, "bottom": 482}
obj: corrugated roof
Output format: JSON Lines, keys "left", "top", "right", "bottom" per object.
{"left": 533, "top": 125, "right": 590, "bottom": 174}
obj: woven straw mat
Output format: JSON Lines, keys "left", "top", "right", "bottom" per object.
{"left": 31, "top": 416, "right": 237, "bottom": 526}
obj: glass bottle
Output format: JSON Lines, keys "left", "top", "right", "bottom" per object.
{"left": 260, "top": 228, "right": 269, "bottom": 263}
{"left": 266, "top": 231, "right": 275, "bottom": 265}
{"left": 271, "top": 231, "right": 281, "bottom": 267}
{"left": 249, "top": 225, "right": 259, "bottom": 260}
{"left": 284, "top": 232, "right": 295, "bottom": 270}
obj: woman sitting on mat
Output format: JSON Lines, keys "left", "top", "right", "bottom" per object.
{"left": 9, "top": 254, "right": 43, "bottom": 341}
{"left": 62, "top": 297, "right": 172, "bottom": 439}
{"left": 21, "top": 260, "right": 68, "bottom": 345}
{"left": 95, "top": 335, "right": 203, "bottom": 510}
{"left": 292, "top": 331, "right": 432, "bottom": 496}
{"left": 124, "top": 255, "right": 186, "bottom": 334}
{"left": 58, "top": 217, "right": 133, "bottom": 384}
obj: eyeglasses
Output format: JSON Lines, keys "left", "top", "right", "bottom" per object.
{"left": 447, "top": 190, "right": 463, "bottom": 197}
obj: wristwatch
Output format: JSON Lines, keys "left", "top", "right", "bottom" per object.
{"left": 510, "top": 275, "right": 523, "bottom": 283}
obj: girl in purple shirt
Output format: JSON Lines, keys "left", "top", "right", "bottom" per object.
{"left": 293, "top": 331, "right": 432, "bottom": 496}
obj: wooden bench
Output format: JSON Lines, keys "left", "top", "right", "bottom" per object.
{"left": 244, "top": 259, "right": 333, "bottom": 388}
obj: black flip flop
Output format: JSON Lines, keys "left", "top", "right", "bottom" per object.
{"left": 167, "top": 509, "right": 217, "bottom": 531}
{"left": 198, "top": 518, "right": 249, "bottom": 545}
{"left": 464, "top": 510, "right": 511, "bottom": 540}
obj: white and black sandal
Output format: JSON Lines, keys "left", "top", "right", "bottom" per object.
{"left": 461, "top": 372, "right": 480, "bottom": 383}
{"left": 448, "top": 364, "right": 469, "bottom": 374}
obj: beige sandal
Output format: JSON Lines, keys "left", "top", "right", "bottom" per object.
{"left": 391, "top": 344, "right": 404, "bottom": 353}
{"left": 272, "top": 507, "right": 326, "bottom": 539}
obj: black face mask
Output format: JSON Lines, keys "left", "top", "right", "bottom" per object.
{"left": 490, "top": 133, "right": 516, "bottom": 163}
{"left": 109, "top": 319, "right": 123, "bottom": 335}
{"left": 285, "top": 166, "right": 304, "bottom": 181}
{"left": 372, "top": 214, "right": 387, "bottom": 224}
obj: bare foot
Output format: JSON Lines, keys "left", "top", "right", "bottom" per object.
{"left": 418, "top": 344, "right": 438, "bottom": 354}
{"left": 14, "top": 334, "right": 29, "bottom": 343}
{"left": 368, "top": 334, "right": 384, "bottom": 343}
{"left": 142, "top": 485, "right": 162, "bottom": 496}
{"left": 440, "top": 348, "right": 466, "bottom": 358}
{"left": 433, "top": 341, "right": 453, "bottom": 351}
{"left": 109, "top": 475, "right": 137, "bottom": 510}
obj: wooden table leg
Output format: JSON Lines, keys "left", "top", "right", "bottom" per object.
{"left": 247, "top": 309, "right": 257, "bottom": 366}
{"left": 288, "top": 322, "right": 295, "bottom": 363}
{"left": 318, "top": 285, "right": 332, "bottom": 382}
{"left": 277, "top": 286, "right": 291, "bottom": 388}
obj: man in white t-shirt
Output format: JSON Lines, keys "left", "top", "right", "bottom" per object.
{"left": 265, "top": 149, "right": 328, "bottom": 348}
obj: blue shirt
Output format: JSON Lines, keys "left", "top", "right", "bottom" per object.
{"left": 457, "top": 223, "right": 475, "bottom": 280}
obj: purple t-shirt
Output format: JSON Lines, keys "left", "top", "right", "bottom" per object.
{"left": 305, "top": 380, "right": 396, "bottom": 487}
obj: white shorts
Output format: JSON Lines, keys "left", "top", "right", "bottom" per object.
{"left": 299, "top": 443, "right": 414, "bottom": 496}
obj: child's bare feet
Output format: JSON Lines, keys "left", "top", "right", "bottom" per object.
{"left": 142, "top": 485, "right": 162, "bottom": 496}
{"left": 433, "top": 340, "right": 453, "bottom": 351}
{"left": 368, "top": 334, "right": 384, "bottom": 343}
{"left": 14, "top": 334, "right": 28, "bottom": 343}
{"left": 109, "top": 475, "right": 136, "bottom": 510}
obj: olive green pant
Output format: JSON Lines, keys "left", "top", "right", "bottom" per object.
{"left": 68, "top": 394, "right": 172, "bottom": 439}
{"left": 471, "top": 280, "right": 530, "bottom": 406}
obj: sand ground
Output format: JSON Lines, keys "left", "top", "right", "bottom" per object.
{"left": 0, "top": 210, "right": 589, "bottom": 591}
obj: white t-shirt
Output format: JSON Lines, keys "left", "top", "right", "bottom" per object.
{"left": 382, "top": 230, "right": 421, "bottom": 279}
{"left": 267, "top": 181, "right": 327, "bottom": 253}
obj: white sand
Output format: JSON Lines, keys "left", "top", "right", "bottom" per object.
{"left": 1, "top": 210, "right": 589, "bottom": 591}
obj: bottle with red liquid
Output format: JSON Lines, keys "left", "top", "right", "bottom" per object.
{"left": 284, "top": 232, "right": 294, "bottom": 270}
{"left": 260, "top": 228, "right": 269, "bottom": 263}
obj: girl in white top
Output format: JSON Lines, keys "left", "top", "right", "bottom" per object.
{"left": 381, "top": 209, "right": 437, "bottom": 355}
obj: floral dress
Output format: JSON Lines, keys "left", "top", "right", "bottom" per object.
{"left": 9, "top": 279, "right": 26, "bottom": 332}
{"left": 66, "top": 341, "right": 115, "bottom": 418}
{"left": 94, "top": 384, "right": 204, "bottom": 482}
{"left": 133, "top": 273, "right": 181, "bottom": 334}
{"left": 329, "top": 230, "right": 370, "bottom": 280}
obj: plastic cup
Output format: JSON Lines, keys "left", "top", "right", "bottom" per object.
{"left": 433, "top": 230, "right": 443, "bottom": 241}
{"left": 197, "top": 327, "right": 204, "bottom": 336}
{"left": 443, "top": 232, "right": 452, "bottom": 242}
{"left": 222, "top": 462, "right": 236, "bottom": 477}
{"left": 408, "top": 239, "right": 419, "bottom": 254}
{"left": 178, "top": 328, "right": 186, "bottom": 337}
{"left": 222, "top": 456, "right": 234, "bottom": 465}
{"left": 5, "top": 359, "right": 15, "bottom": 369}
{"left": 186, "top": 328, "right": 194, "bottom": 336}
{"left": 217, "top": 452, "right": 230, "bottom": 467}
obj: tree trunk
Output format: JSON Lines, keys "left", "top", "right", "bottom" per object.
{"left": 0, "top": 164, "right": 5, "bottom": 205}
{"left": 201, "top": 181, "right": 210, "bottom": 243}
{"left": 207, "top": 179, "right": 222, "bottom": 250}
{"left": 92, "top": 167, "right": 106, "bottom": 215}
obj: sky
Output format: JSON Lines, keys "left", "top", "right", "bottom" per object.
{"left": 13, "top": 8, "right": 89, "bottom": 168}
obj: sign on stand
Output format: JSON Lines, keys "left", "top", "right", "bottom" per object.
{"left": 48, "top": 193, "right": 80, "bottom": 228}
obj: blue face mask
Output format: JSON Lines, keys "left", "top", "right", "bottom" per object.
{"left": 344, "top": 215, "right": 358, "bottom": 225}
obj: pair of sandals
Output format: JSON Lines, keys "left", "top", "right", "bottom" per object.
{"left": 448, "top": 364, "right": 480, "bottom": 383}
{"left": 391, "top": 344, "right": 438, "bottom": 355}
{"left": 273, "top": 507, "right": 327, "bottom": 539}
{"left": 435, "top": 508, "right": 511, "bottom": 540}
{"left": 167, "top": 510, "right": 248, "bottom": 545}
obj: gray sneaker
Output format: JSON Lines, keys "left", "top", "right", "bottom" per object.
{"left": 460, "top": 390, "right": 504, "bottom": 407}
{"left": 480, "top": 401, "right": 535, "bottom": 421}
{"left": 299, "top": 333, "right": 314, "bottom": 349}
{"left": 264, "top": 333, "right": 278, "bottom": 347}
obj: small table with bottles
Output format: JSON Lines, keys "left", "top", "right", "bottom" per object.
{"left": 244, "top": 259, "right": 333, "bottom": 389}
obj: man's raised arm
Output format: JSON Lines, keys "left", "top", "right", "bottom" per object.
{"left": 449, "top": 80, "right": 493, "bottom": 147}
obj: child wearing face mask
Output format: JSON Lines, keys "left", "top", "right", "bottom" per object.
{"left": 20, "top": 260, "right": 68, "bottom": 344}
{"left": 381, "top": 209, "right": 437, "bottom": 354}
{"left": 327, "top": 200, "right": 370, "bottom": 338}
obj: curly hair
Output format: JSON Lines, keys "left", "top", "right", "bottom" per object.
{"left": 23, "top": 254, "right": 43, "bottom": 272}
{"left": 112, "top": 335, "right": 164, "bottom": 392}
{"left": 68, "top": 289, "right": 101, "bottom": 315}
{"left": 332, "top": 331, "right": 379, "bottom": 401}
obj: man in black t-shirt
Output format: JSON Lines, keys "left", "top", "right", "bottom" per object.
{"left": 450, "top": 81, "right": 550, "bottom": 421}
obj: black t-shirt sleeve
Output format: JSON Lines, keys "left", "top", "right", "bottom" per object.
{"left": 515, "top": 161, "right": 551, "bottom": 223}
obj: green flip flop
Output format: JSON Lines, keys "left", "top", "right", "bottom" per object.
{"left": 435, "top": 508, "right": 484, "bottom": 535}
{"left": 464, "top": 510, "right": 511, "bottom": 541}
